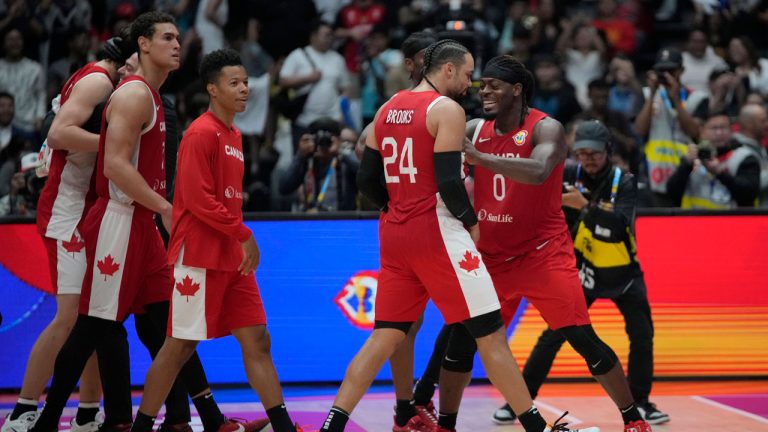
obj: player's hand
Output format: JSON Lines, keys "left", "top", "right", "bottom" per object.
{"left": 298, "top": 134, "right": 316, "bottom": 157}
{"left": 463, "top": 137, "right": 481, "bottom": 165}
{"left": 468, "top": 224, "right": 480, "bottom": 245}
{"left": 562, "top": 185, "right": 588, "bottom": 210}
{"left": 239, "top": 235, "right": 261, "bottom": 275}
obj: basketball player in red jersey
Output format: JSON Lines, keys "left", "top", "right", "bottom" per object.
{"left": 130, "top": 49, "right": 303, "bottom": 432}
{"left": 431, "top": 55, "right": 652, "bottom": 432}
{"left": 2, "top": 37, "right": 129, "bottom": 432}
{"left": 318, "top": 40, "right": 596, "bottom": 432}
{"left": 28, "top": 12, "right": 181, "bottom": 432}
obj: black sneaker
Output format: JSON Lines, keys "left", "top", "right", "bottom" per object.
{"left": 492, "top": 403, "right": 517, "bottom": 425}
{"left": 638, "top": 402, "right": 670, "bottom": 425}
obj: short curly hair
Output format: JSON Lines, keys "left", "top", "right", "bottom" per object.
{"left": 199, "top": 48, "right": 243, "bottom": 85}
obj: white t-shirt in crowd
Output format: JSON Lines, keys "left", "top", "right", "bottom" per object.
{"left": 564, "top": 49, "right": 604, "bottom": 108}
{"left": 280, "top": 45, "right": 350, "bottom": 127}
{"left": 681, "top": 47, "right": 727, "bottom": 93}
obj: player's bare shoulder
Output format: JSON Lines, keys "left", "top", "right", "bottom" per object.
{"left": 108, "top": 82, "right": 154, "bottom": 126}
{"left": 532, "top": 116, "right": 565, "bottom": 145}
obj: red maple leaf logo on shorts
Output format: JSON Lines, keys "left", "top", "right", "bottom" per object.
{"left": 97, "top": 255, "right": 120, "bottom": 281}
{"left": 458, "top": 250, "right": 481, "bottom": 274}
{"left": 62, "top": 235, "right": 85, "bottom": 256}
{"left": 175, "top": 275, "right": 200, "bottom": 302}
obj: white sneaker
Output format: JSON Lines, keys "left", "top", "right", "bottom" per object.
{"left": 70, "top": 412, "right": 104, "bottom": 432}
{"left": 492, "top": 404, "right": 516, "bottom": 425}
{"left": 1, "top": 412, "right": 38, "bottom": 432}
{"left": 543, "top": 412, "right": 600, "bottom": 432}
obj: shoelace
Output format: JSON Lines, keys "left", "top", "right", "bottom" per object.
{"left": 548, "top": 411, "right": 572, "bottom": 431}
{"left": 419, "top": 402, "right": 438, "bottom": 424}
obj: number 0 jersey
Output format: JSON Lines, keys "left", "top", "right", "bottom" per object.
{"left": 374, "top": 90, "right": 448, "bottom": 224}
{"left": 472, "top": 109, "right": 569, "bottom": 261}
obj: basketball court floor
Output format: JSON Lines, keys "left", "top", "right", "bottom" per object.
{"left": 2, "top": 380, "right": 766, "bottom": 431}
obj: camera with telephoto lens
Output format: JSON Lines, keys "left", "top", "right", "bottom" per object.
{"left": 313, "top": 129, "right": 334, "bottom": 149}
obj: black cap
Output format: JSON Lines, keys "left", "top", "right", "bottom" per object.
{"left": 574, "top": 120, "right": 611, "bottom": 151}
{"left": 653, "top": 47, "right": 683, "bottom": 71}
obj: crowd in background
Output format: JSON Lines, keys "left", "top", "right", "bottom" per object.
{"left": 0, "top": 0, "right": 767, "bottom": 214}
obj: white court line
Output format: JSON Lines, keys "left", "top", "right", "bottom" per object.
{"left": 691, "top": 395, "right": 768, "bottom": 424}
{"left": 534, "top": 400, "right": 583, "bottom": 426}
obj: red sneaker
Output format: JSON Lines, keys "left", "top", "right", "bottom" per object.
{"left": 414, "top": 402, "right": 438, "bottom": 429}
{"left": 432, "top": 427, "right": 455, "bottom": 432}
{"left": 624, "top": 420, "right": 653, "bottom": 432}
{"left": 216, "top": 421, "right": 245, "bottom": 432}
{"left": 392, "top": 414, "right": 431, "bottom": 432}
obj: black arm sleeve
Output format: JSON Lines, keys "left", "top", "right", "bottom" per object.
{"left": 356, "top": 146, "right": 389, "bottom": 211}
{"left": 434, "top": 151, "right": 478, "bottom": 227}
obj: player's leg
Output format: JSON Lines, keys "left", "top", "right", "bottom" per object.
{"left": 322, "top": 325, "right": 412, "bottom": 432}
{"left": 614, "top": 278, "right": 667, "bottom": 425}
{"left": 412, "top": 324, "right": 451, "bottom": 407}
{"left": 133, "top": 306, "right": 192, "bottom": 429}
{"left": 319, "top": 259, "right": 428, "bottom": 432}
{"left": 389, "top": 314, "right": 422, "bottom": 429}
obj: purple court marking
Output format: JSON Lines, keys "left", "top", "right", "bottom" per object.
{"left": 53, "top": 412, "right": 366, "bottom": 432}
{"left": 705, "top": 394, "right": 768, "bottom": 420}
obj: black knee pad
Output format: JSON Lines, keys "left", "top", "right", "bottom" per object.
{"left": 442, "top": 324, "right": 476, "bottom": 373}
{"left": 463, "top": 310, "right": 503, "bottom": 339}
{"left": 560, "top": 325, "right": 618, "bottom": 375}
{"left": 374, "top": 320, "right": 414, "bottom": 334}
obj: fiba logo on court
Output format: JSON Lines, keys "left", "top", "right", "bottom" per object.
{"left": 513, "top": 130, "right": 528, "bottom": 146}
{"left": 334, "top": 270, "right": 379, "bottom": 330}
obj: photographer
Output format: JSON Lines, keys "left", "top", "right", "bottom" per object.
{"left": 497, "top": 120, "right": 670, "bottom": 426}
{"left": 0, "top": 152, "right": 43, "bottom": 216}
{"left": 278, "top": 117, "right": 359, "bottom": 211}
{"left": 635, "top": 48, "right": 704, "bottom": 206}
{"left": 667, "top": 111, "right": 761, "bottom": 208}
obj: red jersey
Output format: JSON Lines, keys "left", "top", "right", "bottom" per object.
{"left": 95, "top": 76, "right": 166, "bottom": 207}
{"left": 337, "top": 3, "right": 385, "bottom": 72}
{"left": 167, "top": 111, "right": 252, "bottom": 271}
{"left": 374, "top": 90, "right": 449, "bottom": 224}
{"left": 472, "top": 109, "right": 568, "bottom": 260}
{"left": 37, "top": 62, "right": 112, "bottom": 240}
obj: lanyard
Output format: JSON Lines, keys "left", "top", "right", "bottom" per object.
{"left": 659, "top": 87, "right": 688, "bottom": 110}
{"left": 315, "top": 158, "right": 337, "bottom": 205}
{"left": 575, "top": 165, "right": 622, "bottom": 205}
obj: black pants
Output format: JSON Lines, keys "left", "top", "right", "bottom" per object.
{"left": 523, "top": 276, "right": 655, "bottom": 403}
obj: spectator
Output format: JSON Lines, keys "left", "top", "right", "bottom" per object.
{"left": 335, "top": 0, "right": 386, "bottom": 74}
{"left": 249, "top": 0, "right": 318, "bottom": 61}
{"left": 0, "top": 0, "right": 46, "bottom": 61}
{"left": 732, "top": 104, "right": 768, "bottom": 205}
{"left": 667, "top": 111, "right": 761, "bottom": 208}
{"left": 681, "top": 29, "right": 728, "bottom": 93}
{"left": 529, "top": 0, "right": 562, "bottom": 55}
{"left": 154, "top": 0, "right": 194, "bottom": 33}
{"left": 635, "top": 47, "right": 703, "bottom": 206}
{"left": 0, "top": 92, "right": 34, "bottom": 198}
{"left": 278, "top": 117, "right": 359, "bottom": 211}
{"left": 360, "top": 25, "right": 404, "bottom": 126}
{"left": 35, "top": 0, "right": 92, "bottom": 67}
{"left": 0, "top": 29, "right": 46, "bottom": 137}
{"left": 577, "top": 79, "right": 639, "bottom": 173}
{"left": 497, "top": 0, "right": 530, "bottom": 55}
{"left": 195, "top": 0, "right": 228, "bottom": 54}
{"left": 0, "top": 153, "right": 43, "bottom": 216}
{"left": 689, "top": 68, "right": 744, "bottom": 120}
{"left": 47, "top": 27, "right": 91, "bottom": 104}
{"left": 606, "top": 55, "right": 644, "bottom": 120}
{"left": 592, "top": 0, "right": 637, "bottom": 55}
{"left": 728, "top": 36, "right": 768, "bottom": 97}
{"left": 556, "top": 19, "right": 606, "bottom": 108}
{"left": 530, "top": 54, "right": 582, "bottom": 125}
{"left": 279, "top": 20, "right": 349, "bottom": 149}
